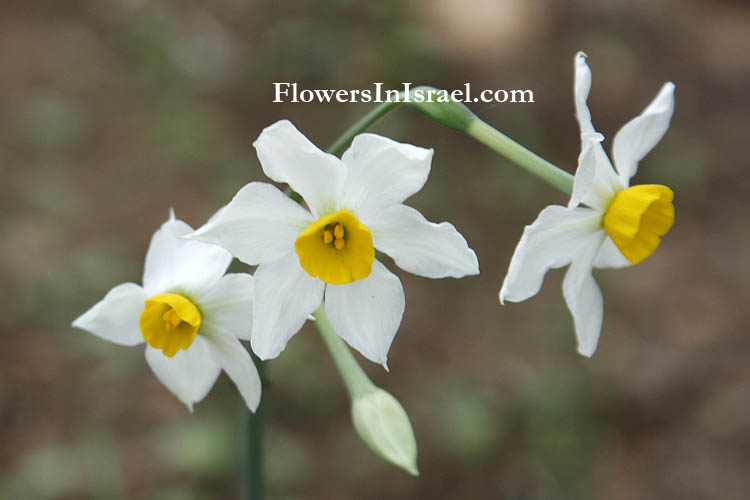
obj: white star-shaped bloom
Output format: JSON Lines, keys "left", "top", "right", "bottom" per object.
{"left": 188, "top": 120, "right": 479, "bottom": 368}
{"left": 73, "top": 210, "right": 261, "bottom": 411}
{"left": 500, "top": 52, "right": 676, "bottom": 356}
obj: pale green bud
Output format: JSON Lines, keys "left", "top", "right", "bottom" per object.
{"left": 351, "top": 388, "right": 418, "bottom": 476}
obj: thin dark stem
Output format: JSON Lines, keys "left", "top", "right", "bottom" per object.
{"left": 241, "top": 353, "right": 265, "bottom": 500}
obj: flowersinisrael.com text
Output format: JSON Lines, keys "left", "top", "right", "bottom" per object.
{"left": 273, "top": 83, "right": 534, "bottom": 104}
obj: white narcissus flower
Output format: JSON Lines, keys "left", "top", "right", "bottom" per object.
{"left": 72, "top": 210, "right": 261, "bottom": 412}
{"left": 188, "top": 120, "right": 479, "bottom": 368}
{"left": 500, "top": 52, "right": 676, "bottom": 357}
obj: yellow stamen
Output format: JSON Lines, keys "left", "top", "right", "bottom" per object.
{"left": 602, "top": 184, "right": 675, "bottom": 265}
{"left": 162, "top": 308, "right": 182, "bottom": 331}
{"left": 139, "top": 293, "right": 201, "bottom": 357}
{"left": 295, "top": 209, "right": 374, "bottom": 285}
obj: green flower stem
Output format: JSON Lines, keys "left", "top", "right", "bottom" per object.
{"left": 241, "top": 354, "right": 265, "bottom": 500}
{"left": 327, "top": 100, "right": 403, "bottom": 156}
{"left": 314, "top": 307, "right": 376, "bottom": 398}
{"left": 325, "top": 86, "right": 574, "bottom": 195}
{"left": 465, "top": 118, "right": 574, "bottom": 195}
{"left": 313, "top": 308, "right": 419, "bottom": 476}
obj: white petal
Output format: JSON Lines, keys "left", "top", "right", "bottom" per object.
{"left": 187, "top": 182, "right": 313, "bottom": 266}
{"left": 569, "top": 133, "right": 624, "bottom": 211}
{"left": 612, "top": 82, "right": 676, "bottom": 184}
{"left": 201, "top": 327, "right": 262, "bottom": 412}
{"left": 143, "top": 212, "right": 232, "bottom": 297}
{"left": 339, "top": 134, "right": 432, "bottom": 221}
{"left": 198, "top": 273, "right": 254, "bottom": 341}
{"left": 253, "top": 120, "right": 345, "bottom": 218}
{"left": 574, "top": 51, "right": 597, "bottom": 137}
{"left": 366, "top": 204, "right": 479, "bottom": 279}
{"left": 145, "top": 337, "right": 222, "bottom": 412}
{"left": 570, "top": 53, "right": 624, "bottom": 210}
{"left": 569, "top": 131, "right": 600, "bottom": 208}
{"left": 562, "top": 232, "right": 607, "bottom": 357}
{"left": 325, "top": 260, "right": 405, "bottom": 368}
{"left": 72, "top": 283, "right": 147, "bottom": 346}
{"left": 251, "top": 251, "right": 324, "bottom": 360}
{"left": 500, "top": 206, "right": 603, "bottom": 304}
{"left": 593, "top": 236, "right": 632, "bottom": 269}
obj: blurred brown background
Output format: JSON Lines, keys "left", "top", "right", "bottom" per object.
{"left": 1, "top": 0, "right": 749, "bottom": 499}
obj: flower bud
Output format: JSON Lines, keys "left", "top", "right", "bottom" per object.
{"left": 351, "top": 388, "right": 418, "bottom": 476}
